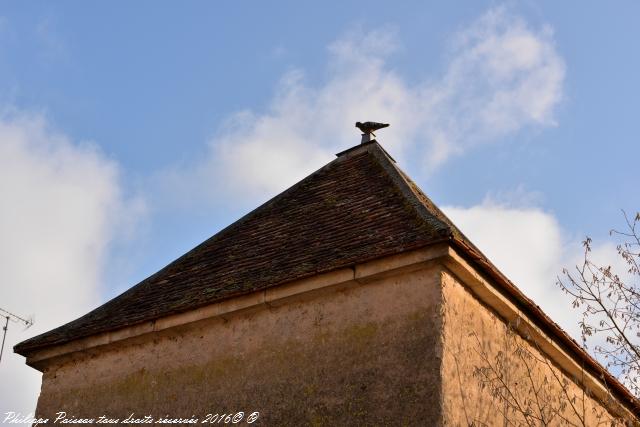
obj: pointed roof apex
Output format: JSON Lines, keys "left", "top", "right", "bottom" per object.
{"left": 335, "top": 139, "right": 396, "bottom": 162}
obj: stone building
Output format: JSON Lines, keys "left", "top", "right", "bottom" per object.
{"left": 15, "top": 140, "right": 640, "bottom": 425}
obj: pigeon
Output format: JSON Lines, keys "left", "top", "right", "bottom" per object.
{"left": 355, "top": 121, "right": 390, "bottom": 136}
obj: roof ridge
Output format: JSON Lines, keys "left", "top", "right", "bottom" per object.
{"left": 364, "top": 143, "right": 490, "bottom": 257}
{"left": 365, "top": 143, "right": 453, "bottom": 238}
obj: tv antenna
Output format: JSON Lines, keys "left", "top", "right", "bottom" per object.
{"left": 0, "top": 307, "right": 34, "bottom": 364}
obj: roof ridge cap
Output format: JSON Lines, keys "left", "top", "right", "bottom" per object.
{"left": 365, "top": 143, "right": 453, "bottom": 238}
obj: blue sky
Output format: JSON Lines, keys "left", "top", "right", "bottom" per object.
{"left": 1, "top": 1, "right": 639, "bottom": 414}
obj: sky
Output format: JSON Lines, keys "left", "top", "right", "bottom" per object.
{"left": 1, "top": 0, "right": 640, "bottom": 416}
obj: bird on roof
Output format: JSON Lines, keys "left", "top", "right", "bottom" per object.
{"left": 355, "top": 121, "right": 390, "bottom": 137}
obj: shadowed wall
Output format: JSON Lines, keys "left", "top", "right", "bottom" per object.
{"left": 441, "top": 270, "right": 622, "bottom": 426}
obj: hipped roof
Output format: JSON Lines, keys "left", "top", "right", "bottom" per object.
{"left": 15, "top": 141, "right": 460, "bottom": 354}
{"left": 13, "top": 141, "right": 640, "bottom": 416}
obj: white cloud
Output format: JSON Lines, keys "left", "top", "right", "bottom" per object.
{"left": 164, "top": 7, "right": 565, "bottom": 204}
{"left": 442, "top": 200, "right": 622, "bottom": 349}
{"left": 443, "top": 202, "right": 565, "bottom": 319}
{"left": 0, "top": 112, "right": 143, "bottom": 415}
{"left": 423, "top": 7, "right": 565, "bottom": 167}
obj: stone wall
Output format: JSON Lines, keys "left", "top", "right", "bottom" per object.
{"left": 36, "top": 267, "right": 443, "bottom": 426}
{"left": 441, "top": 270, "right": 625, "bottom": 426}
{"left": 32, "top": 255, "right": 635, "bottom": 426}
